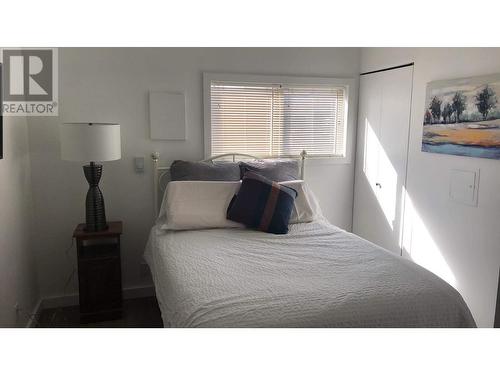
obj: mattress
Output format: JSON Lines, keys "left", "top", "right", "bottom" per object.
{"left": 144, "top": 220, "right": 476, "bottom": 328}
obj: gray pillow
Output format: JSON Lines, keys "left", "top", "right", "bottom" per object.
{"left": 239, "top": 159, "right": 299, "bottom": 182}
{"left": 170, "top": 160, "right": 241, "bottom": 181}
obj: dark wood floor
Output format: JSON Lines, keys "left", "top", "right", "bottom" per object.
{"left": 35, "top": 297, "right": 163, "bottom": 328}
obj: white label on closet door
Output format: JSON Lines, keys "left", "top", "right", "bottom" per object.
{"left": 449, "top": 168, "right": 479, "bottom": 206}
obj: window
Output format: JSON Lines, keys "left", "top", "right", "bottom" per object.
{"left": 205, "top": 74, "right": 349, "bottom": 159}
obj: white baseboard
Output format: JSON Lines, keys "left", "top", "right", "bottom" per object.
{"left": 26, "top": 284, "right": 155, "bottom": 327}
{"left": 121, "top": 285, "right": 155, "bottom": 300}
{"left": 41, "top": 293, "right": 79, "bottom": 310}
{"left": 26, "top": 299, "right": 43, "bottom": 328}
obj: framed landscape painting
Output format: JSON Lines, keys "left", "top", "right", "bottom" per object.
{"left": 422, "top": 73, "right": 500, "bottom": 160}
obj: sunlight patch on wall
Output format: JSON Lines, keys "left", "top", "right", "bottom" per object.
{"left": 402, "top": 188, "right": 457, "bottom": 287}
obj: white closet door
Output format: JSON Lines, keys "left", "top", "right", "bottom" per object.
{"left": 353, "top": 65, "right": 413, "bottom": 255}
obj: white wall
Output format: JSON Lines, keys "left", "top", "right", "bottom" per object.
{"left": 0, "top": 115, "right": 39, "bottom": 327}
{"left": 361, "top": 48, "right": 500, "bottom": 327}
{"left": 27, "top": 48, "right": 360, "bottom": 299}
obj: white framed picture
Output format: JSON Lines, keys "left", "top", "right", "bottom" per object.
{"left": 149, "top": 91, "right": 186, "bottom": 140}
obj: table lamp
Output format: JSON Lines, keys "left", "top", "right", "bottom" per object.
{"left": 60, "top": 122, "right": 121, "bottom": 232}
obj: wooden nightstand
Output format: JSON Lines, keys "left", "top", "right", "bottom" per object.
{"left": 73, "top": 221, "right": 123, "bottom": 323}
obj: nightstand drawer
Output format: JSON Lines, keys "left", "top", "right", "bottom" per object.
{"left": 78, "top": 242, "right": 119, "bottom": 260}
{"left": 73, "top": 221, "right": 123, "bottom": 323}
{"left": 78, "top": 257, "right": 122, "bottom": 313}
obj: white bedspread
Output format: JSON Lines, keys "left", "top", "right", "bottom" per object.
{"left": 144, "top": 220, "right": 476, "bottom": 328}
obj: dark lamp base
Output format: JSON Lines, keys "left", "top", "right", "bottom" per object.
{"left": 83, "top": 162, "right": 108, "bottom": 232}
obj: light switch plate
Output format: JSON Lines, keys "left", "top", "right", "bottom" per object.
{"left": 134, "top": 157, "right": 145, "bottom": 173}
{"left": 449, "top": 168, "right": 479, "bottom": 206}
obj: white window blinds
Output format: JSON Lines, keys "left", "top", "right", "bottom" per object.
{"left": 210, "top": 81, "right": 346, "bottom": 158}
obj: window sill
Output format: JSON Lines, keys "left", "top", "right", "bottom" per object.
{"left": 304, "top": 156, "right": 352, "bottom": 166}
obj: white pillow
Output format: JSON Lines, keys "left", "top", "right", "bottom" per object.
{"left": 158, "top": 180, "right": 244, "bottom": 230}
{"left": 157, "top": 179, "right": 322, "bottom": 231}
{"left": 279, "top": 180, "right": 323, "bottom": 224}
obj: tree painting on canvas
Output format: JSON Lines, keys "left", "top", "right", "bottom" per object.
{"left": 422, "top": 73, "right": 500, "bottom": 160}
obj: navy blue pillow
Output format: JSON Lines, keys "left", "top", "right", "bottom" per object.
{"left": 226, "top": 172, "right": 297, "bottom": 234}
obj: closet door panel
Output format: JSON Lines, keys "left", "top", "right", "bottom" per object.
{"left": 376, "top": 67, "right": 413, "bottom": 253}
{"left": 353, "top": 73, "right": 384, "bottom": 248}
{"left": 353, "top": 66, "right": 413, "bottom": 255}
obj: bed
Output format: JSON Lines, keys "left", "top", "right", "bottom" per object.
{"left": 144, "top": 153, "right": 476, "bottom": 328}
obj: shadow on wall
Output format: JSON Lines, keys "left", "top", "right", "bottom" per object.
{"left": 363, "top": 117, "right": 457, "bottom": 288}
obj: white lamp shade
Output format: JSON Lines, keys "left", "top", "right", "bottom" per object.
{"left": 60, "top": 122, "right": 121, "bottom": 162}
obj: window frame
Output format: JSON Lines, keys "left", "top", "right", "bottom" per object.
{"left": 203, "top": 72, "right": 356, "bottom": 164}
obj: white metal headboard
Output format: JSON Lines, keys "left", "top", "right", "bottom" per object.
{"left": 151, "top": 151, "right": 307, "bottom": 219}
